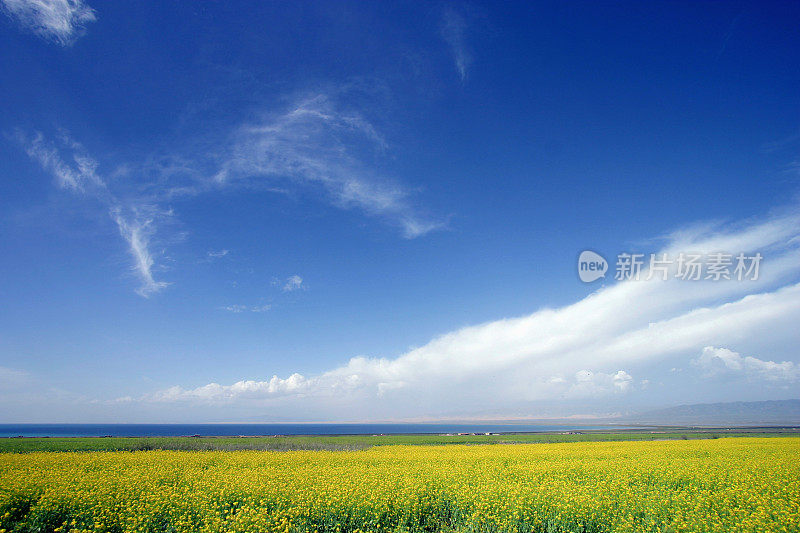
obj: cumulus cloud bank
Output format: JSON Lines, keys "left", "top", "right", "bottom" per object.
{"left": 693, "top": 346, "right": 799, "bottom": 382}
{"left": 142, "top": 208, "right": 800, "bottom": 417}
{"left": 1, "top": 0, "right": 96, "bottom": 45}
{"left": 151, "top": 374, "right": 308, "bottom": 403}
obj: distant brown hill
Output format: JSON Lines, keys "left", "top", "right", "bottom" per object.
{"left": 628, "top": 399, "right": 800, "bottom": 426}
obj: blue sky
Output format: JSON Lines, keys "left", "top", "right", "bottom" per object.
{"left": 1, "top": 0, "right": 799, "bottom": 423}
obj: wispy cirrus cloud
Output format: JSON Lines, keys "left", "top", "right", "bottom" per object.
{"left": 213, "top": 93, "right": 444, "bottom": 238}
{"left": 440, "top": 7, "right": 472, "bottom": 82}
{"left": 0, "top": 366, "right": 29, "bottom": 390}
{"left": 17, "top": 130, "right": 104, "bottom": 192}
{"left": 141, "top": 208, "right": 800, "bottom": 417}
{"left": 1, "top": 0, "right": 96, "bottom": 46}
{"left": 110, "top": 207, "right": 170, "bottom": 298}
{"left": 220, "top": 304, "right": 271, "bottom": 313}
{"left": 12, "top": 82, "right": 444, "bottom": 295}
{"left": 11, "top": 88, "right": 444, "bottom": 296}
{"left": 207, "top": 249, "right": 229, "bottom": 259}
{"left": 280, "top": 275, "right": 304, "bottom": 292}
{"left": 14, "top": 130, "right": 169, "bottom": 297}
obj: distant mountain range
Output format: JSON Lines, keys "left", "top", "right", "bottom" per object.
{"left": 626, "top": 399, "right": 800, "bottom": 426}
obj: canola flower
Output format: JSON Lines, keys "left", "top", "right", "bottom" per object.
{"left": 0, "top": 437, "right": 798, "bottom": 533}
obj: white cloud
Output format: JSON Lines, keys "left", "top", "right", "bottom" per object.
{"left": 440, "top": 7, "right": 472, "bottom": 82}
{"left": 1, "top": 0, "right": 96, "bottom": 45}
{"left": 214, "top": 93, "right": 443, "bottom": 238}
{"left": 693, "top": 346, "right": 799, "bottom": 382}
{"left": 282, "top": 275, "right": 304, "bottom": 292}
{"left": 146, "top": 209, "right": 800, "bottom": 414}
{"left": 16, "top": 130, "right": 104, "bottom": 192}
{"left": 15, "top": 109, "right": 439, "bottom": 297}
{"left": 221, "top": 304, "right": 271, "bottom": 313}
{"left": 111, "top": 207, "right": 170, "bottom": 298}
{"left": 541, "top": 369, "right": 635, "bottom": 399}
{"left": 0, "top": 366, "right": 29, "bottom": 390}
{"left": 568, "top": 370, "right": 634, "bottom": 397}
{"left": 17, "top": 130, "right": 168, "bottom": 297}
{"left": 147, "top": 374, "right": 308, "bottom": 403}
{"left": 13, "top": 86, "right": 444, "bottom": 300}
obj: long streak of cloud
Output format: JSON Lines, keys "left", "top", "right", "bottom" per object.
{"left": 144, "top": 209, "right": 800, "bottom": 414}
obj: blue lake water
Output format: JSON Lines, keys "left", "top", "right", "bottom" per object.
{"left": 0, "top": 423, "right": 642, "bottom": 438}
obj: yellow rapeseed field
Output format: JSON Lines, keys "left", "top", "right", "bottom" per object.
{"left": 1, "top": 437, "right": 798, "bottom": 533}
